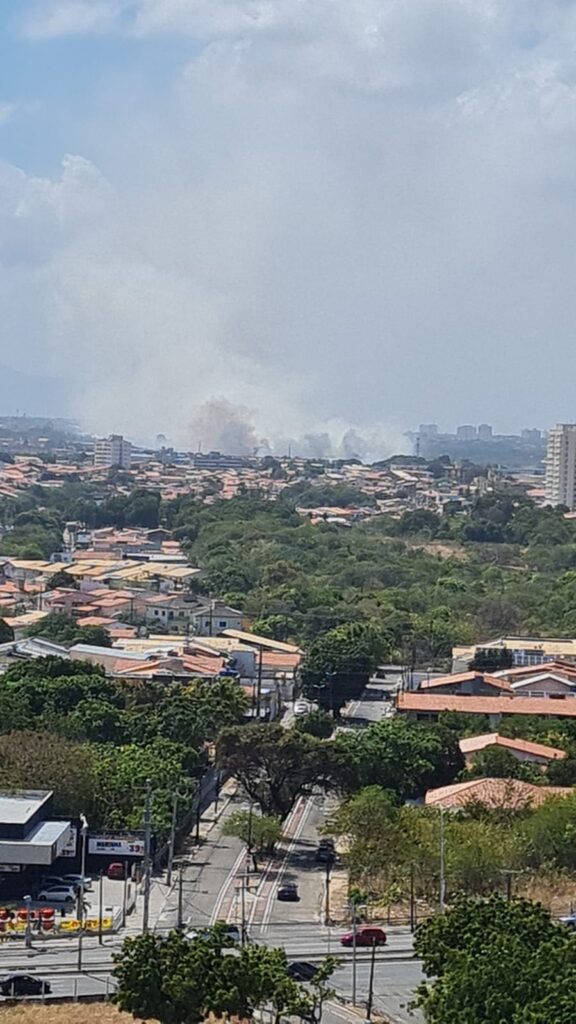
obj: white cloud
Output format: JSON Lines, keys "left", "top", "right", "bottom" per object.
{"left": 8, "top": 0, "right": 576, "bottom": 449}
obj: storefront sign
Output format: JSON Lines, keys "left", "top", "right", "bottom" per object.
{"left": 88, "top": 835, "right": 145, "bottom": 857}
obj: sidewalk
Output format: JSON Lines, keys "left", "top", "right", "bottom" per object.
{"left": 125, "top": 778, "right": 240, "bottom": 936}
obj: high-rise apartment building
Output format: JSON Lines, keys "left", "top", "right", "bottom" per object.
{"left": 545, "top": 424, "right": 576, "bottom": 509}
{"left": 456, "top": 424, "right": 477, "bottom": 441}
{"left": 94, "top": 434, "right": 132, "bottom": 470}
{"left": 478, "top": 423, "right": 493, "bottom": 441}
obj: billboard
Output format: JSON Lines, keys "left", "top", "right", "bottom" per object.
{"left": 88, "top": 835, "right": 145, "bottom": 857}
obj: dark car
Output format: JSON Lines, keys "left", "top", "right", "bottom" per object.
{"left": 107, "top": 862, "right": 125, "bottom": 880}
{"left": 0, "top": 974, "right": 52, "bottom": 997}
{"left": 277, "top": 883, "right": 300, "bottom": 902}
{"left": 340, "top": 926, "right": 387, "bottom": 948}
{"left": 315, "top": 845, "right": 336, "bottom": 865}
{"left": 288, "top": 962, "right": 319, "bottom": 982}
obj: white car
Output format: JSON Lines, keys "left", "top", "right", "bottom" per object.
{"left": 293, "top": 701, "right": 310, "bottom": 717}
{"left": 37, "top": 885, "right": 76, "bottom": 904}
{"left": 62, "top": 874, "right": 92, "bottom": 890}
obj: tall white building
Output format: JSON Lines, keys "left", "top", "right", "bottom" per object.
{"left": 545, "top": 424, "right": 576, "bottom": 509}
{"left": 94, "top": 434, "right": 132, "bottom": 470}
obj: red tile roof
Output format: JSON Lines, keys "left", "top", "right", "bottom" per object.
{"left": 397, "top": 692, "right": 576, "bottom": 718}
{"left": 420, "top": 671, "right": 511, "bottom": 692}
{"left": 425, "top": 777, "right": 572, "bottom": 810}
{"left": 459, "top": 733, "right": 566, "bottom": 761}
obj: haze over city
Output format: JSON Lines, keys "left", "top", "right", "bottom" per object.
{"left": 1, "top": 0, "right": 576, "bottom": 456}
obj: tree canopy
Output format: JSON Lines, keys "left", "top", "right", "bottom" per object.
{"left": 414, "top": 895, "right": 576, "bottom": 1024}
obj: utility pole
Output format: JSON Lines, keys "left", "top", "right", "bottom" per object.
{"left": 98, "top": 871, "right": 104, "bottom": 945}
{"left": 256, "top": 646, "right": 263, "bottom": 719}
{"left": 351, "top": 903, "right": 358, "bottom": 1005}
{"left": 77, "top": 814, "right": 89, "bottom": 972}
{"left": 365, "top": 939, "right": 377, "bottom": 1022}
{"left": 167, "top": 789, "right": 179, "bottom": 887}
{"left": 409, "top": 863, "right": 416, "bottom": 932}
{"left": 324, "top": 855, "right": 334, "bottom": 925}
{"left": 240, "top": 873, "right": 247, "bottom": 946}
{"left": 142, "top": 779, "right": 153, "bottom": 934}
{"left": 177, "top": 864, "right": 184, "bottom": 930}
{"left": 439, "top": 805, "right": 446, "bottom": 913}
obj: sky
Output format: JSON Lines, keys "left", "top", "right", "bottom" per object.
{"left": 1, "top": 1, "right": 576, "bottom": 456}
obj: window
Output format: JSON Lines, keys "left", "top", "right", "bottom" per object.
{"left": 219, "top": 620, "right": 227, "bottom": 628}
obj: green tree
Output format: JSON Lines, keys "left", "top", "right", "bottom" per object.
{"left": 0, "top": 730, "right": 97, "bottom": 817}
{"left": 46, "top": 569, "right": 79, "bottom": 591}
{"left": 301, "top": 622, "right": 386, "bottom": 714}
{"left": 217, "top": 724, "right": 335, "bottom": 818}
{"left": 0, "top": 618, "right": 14, "bottom": 644}
{"left": 414, "top": 895, "right": 576, "bottom": 1024}
{"left": 333, "top": 719, "right": 464, "bottom": 799}
{"left": 295, "top": 709, "right": 334, "bottom": 739}
{"left": 113, "top": 927, "right": 318, "bottom": 1024}
{"left": 222, "top": 809, "right": 283, "bottom": 854}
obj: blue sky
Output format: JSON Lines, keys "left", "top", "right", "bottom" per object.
{"left": 1, "top": 1, "right": 576, "bottom": 453}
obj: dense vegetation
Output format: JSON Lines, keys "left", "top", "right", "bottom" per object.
{"left": 414, "top": 895, "right": 576, "bottom": 1023}
{"left": 114, "top": 926, "right": 336, "bottom": 1024}
{"left": 167, "top": 490, "right": 576, "bottom": 664}
{"left": 327, "top": 780, "right": 576, "bottom": 905}
{"left": 4, "top": 482, "right": 576, "bottom": 666}
{"left": 0, "top": 657, "right": 247, "bottom": 837}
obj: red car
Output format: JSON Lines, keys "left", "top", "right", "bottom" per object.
{"left": 340, "top": 926, "right": 387, "bottom": 948}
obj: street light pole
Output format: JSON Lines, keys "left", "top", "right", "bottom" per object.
{"left": 142, "top": 779, "right": 153, "bottom": 934}
{"left": 166, "top": 790, "right": 179, "bottom": 888}
{"left": 351, "top": 903, "right": 358, "bottom": 1005}
{"left": 24, "top": 895, "right": 32, "bottom": 949}
{"left": 77, "top": 814, "right": 89, "bottom": 972}
{"left": 439, "top": 806, "right": 446, "bottom": 912}
{"left": 365, "top": 939, "right": 377, "bottom": 1023}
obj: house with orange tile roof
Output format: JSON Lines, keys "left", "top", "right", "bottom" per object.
{"left": 459, "top": 733, "right": 567, "bottom": 767}
{"left": 396, "top": 691, "right": 576, "bottom": 724}
{"left": 425, "top": 777, "right": 573, "bottom": 811}
{"left": 418, "top": 671, "right": 512, "bottom": 695}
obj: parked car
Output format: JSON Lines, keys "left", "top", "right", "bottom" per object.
{"left": 277, "top": 883, "right": 299, "bottom": 902}
{"left": 288, "top": 962, "right": 319, "bottom": 982}
{"left": 37, "top": 885, "right": 76, "bottom": 904}
{"left": 0, "top": 974, "right": 51, "bottom": 997}
{"left": 560, "top": 914, "right": 576, "bottom": 930}
{"left": 62, "top": 874, "right": 92, "bottom": 890}
{"left": 340, "top": 926, "right": 387, "bottom": 948}
{"left": 107, "top": 862, "right": 125, "bottom": 880}
{"left": 40, "top": 875, "right": 67, "bottom": 889}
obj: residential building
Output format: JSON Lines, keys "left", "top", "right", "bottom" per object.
{"left": 456, "top": 425, "right": 477, "bottom": 441}
{"left": 396, "top": 691, "right": 576, "bottom": 725}
{"left": 545, "top": 424, "right": 576, "bottom": 509}
{"left": 452, "top": 636, "right": 576, "bottom": 671}
{"left": 425, "top": 778, "right": 572, "bottom": 811}
{"left": 478, "top": 423, "right": 493, "bottom": 441}
{"left": 94, "top": 434, "right": 132, "bottom": 470}
{"left": 459, "top": 733, "right": 566, "bottom": 768}
{"left": 418, "top": 671, "right": 511, "bottom": 696}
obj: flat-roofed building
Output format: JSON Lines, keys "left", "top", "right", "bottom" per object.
{"left": 0, "top": 790, "right": 72, "bottom": 869}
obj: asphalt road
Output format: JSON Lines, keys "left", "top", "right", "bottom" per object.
{"left": 0, "top": 785, "right": 424, "bottom": 1023}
